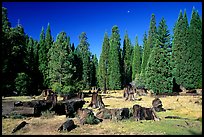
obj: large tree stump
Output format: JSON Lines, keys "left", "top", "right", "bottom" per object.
{"left": 152, "top": 98, "right": 166, "bottom": 112}
{"left": 58, "top": 119, "right": 77, "bottom": 132}
{"left": 133, "top": 104, "right": 160, "bottom": 121}
{"left": 123, "top": 84, "right": 136, "bottom": 101}
{"left": 88, "top": 92, "right": 105, "bottom": 109}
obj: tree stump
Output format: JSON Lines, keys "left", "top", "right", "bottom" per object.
{"left": 88, "top": 92, "right": 105, "bottom": 109}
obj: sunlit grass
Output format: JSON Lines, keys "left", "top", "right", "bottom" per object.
{"left": 2, "top": 90, "right": 202, "bottom": 135}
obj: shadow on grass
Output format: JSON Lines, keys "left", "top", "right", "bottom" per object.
{"left": 188, "top": 130, "right": 202, "bottom": 135}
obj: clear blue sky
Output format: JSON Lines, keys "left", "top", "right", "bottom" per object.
{"left": 2, "top": 2, "right": 202, "bottom": 59}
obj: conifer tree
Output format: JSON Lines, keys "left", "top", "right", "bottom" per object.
{"left": 108, "top": 25, "right": 122, "bottom": 90}
{"left": 147, "top": 14, "right": 157, "bottom": 49}
{"left": 48, "top": 32, "right": 76, "bottom": 93}
{"left": 186, "top": 8, "right": 202, "bottom": 89}
{"left": 140, "top": 32, "right": 149, "bottom": 86}
{"left": 77, "top": 32, "right": 91, "bottom": 89}
{"left": 132, "top": 36, "right": 142, "bottom": 81}
{"left": 145, "top": 18, "right": 172, "bottom": 94}
{"left": 98, "top": 32, "right": 110, "bottom": 92}
{"left": 122, "top": 31, "right": 132, "bottom": 85}
{"left": 38, "top": 27, "right": 47, "bottom": 88}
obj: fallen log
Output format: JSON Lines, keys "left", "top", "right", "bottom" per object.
{"left": 12, "top": 121, "right": 28, "bottom": 133}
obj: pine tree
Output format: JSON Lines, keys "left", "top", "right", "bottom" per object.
{"left": 48, "top": 31, "right": 76, "bottom": 93}
{"left": 38, "top": 27, "right": 47, "bottom": 88}
{"left": 77, "top": 32, "right": 91, "bottom": 89}
{"left": 186, "top": 8, "right": 202, "bottom": 89}
{"left": 147, "top": 14, "right": 157, "bottom": 49}
{"left": 122, "top": 31, "right": 132, "bottom": 85}
{"left": 44, "top": 23, "right": 53, "bottom": 87}
{"left": 1, "top": 7, "right": 12, "bottom": 95}
{"left": 108, "top": 25, "right": 122, "bottom": 90}
{"left": 140, "top": 32, "right": 149, "bottom": 86}
{"left": 90, "top": 54, "right": 98, "bottom": 87}
{"left": 132, "top": 36, "right": 142, "bottom": 81}
{"left": 145, "top": 17, "right": 172, "bottom": 94}
{"left": 98, "top": 32, "right": 110, "bottom": 92}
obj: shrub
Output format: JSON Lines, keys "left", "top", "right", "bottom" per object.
{"left": 41, "top": 110, "right": 55, "bottom": 119}
{"left": 15, "top": 73, "right": 31, "bottom": 96}
{"left": 85, "top": 115, "right": 100, "bottom": 125}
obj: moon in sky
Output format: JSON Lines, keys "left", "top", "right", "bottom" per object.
{"left": 127, "top": 10, "right": 130, "bottom": 13}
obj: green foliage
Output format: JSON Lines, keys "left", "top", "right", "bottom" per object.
{"left": 185, "top": 8, "right": 202, "bottom": 89}
{"left": 98, "top": 32, "right": 110, "bottom": 92}
{"left": 108, "top": 25, "right": 122, "bottom": 90}
{"left": 132, "top": 36, "right": 142, "bottom": 81}
{"left": 122, "top": 31, "right": 132, "bottom": 85}
{"left": 140, "top": 32, "right": 149, "bottom": 85}
{"left": 147, "top": 14, "right": 157, "bottom": 49}
{"left": 77, "top": 32, "right": 91, "bottom": 89}
{"left": 85, "top": 114, "right": 100, "bottom": 125}
{"left": 90, "top": 54, "right": 98, "bottom": 87}
{"left": 41, "top": 110, "right": 55, "bottom": 119}
{"left": 172, "top": 8, "right": 202, "bottom": 89}
{"left": 10, "top": 113, "right": 26, "bottom": 119}
{"left": 61, "top": 85, "right": 77, "bottom": 94}
{"left": 15, "top": 73, "right": 31, "bottom": 96}
{"left": 48, "top": 31, "right": 76, "bottom": 90}
{"left": 51, "top": 82, "right": 62, "bottom": 93}
{"left": 145, "top": 18, "right": 172, "bottom": 94}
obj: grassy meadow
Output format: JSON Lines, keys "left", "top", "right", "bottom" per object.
{"left": 2, "top": 90, "right": 202, "bottom": 135}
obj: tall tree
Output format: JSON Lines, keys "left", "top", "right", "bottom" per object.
{"left": 140, "top": 32, "right": 149, "bottom": 86}
{"left": 108, "top": 25, "right": 122, "bottom": 90}
{"left": 48, "top": 31, "right": 76, "bottom": 93}
{"left": 145, "top": 17, "right": 172, "bottom": 94}
{"left": 98, "top": 32, "right": 110, "bottom": 92}
{"left": 132, "top": 36, "right": 142, "bottom": 81}
{"left": 122, "top": 31, "right": 132, "bottom": 85}
{"left": 38, "top": 27, "right": 46, "bottom": 88}
{"left": 77, "top": 32, "right": 91, "bottom": 89}
{"left": 172, "top": 10, "right": 184, "bottom": 88}
{"left": 45, "top": 23, "right": 53, "bottom": 87}
{"left": 1, "top": 7, "right": 11, "bottom": 95}
{"left": 90, "top": 54, "right": 98, "bottom": 87}
{"left": 147, "top": 14, "right": 157, "bottom": 49}
{"left": 186, "top": 8, "right": 202, "bottom": 89}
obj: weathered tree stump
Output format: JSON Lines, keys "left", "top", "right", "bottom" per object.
{"left": 58, "top": 119, "right": 76, "bottom": 132}
{"left": 88, "top": 92, "right": 105, "bottom": 109}
{"left": 133, "top": 104, "right": 160, "bottom": 121}
{"left": 123, "top": 84, "right": 136, "bottom": 101}
{"left": 152, "top": 98, "right": 166, "bottom": 112}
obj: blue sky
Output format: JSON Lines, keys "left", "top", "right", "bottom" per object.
{"left": 2, "top": 2, "right": 202, "bottom": 59}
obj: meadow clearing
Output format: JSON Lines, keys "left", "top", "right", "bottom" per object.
{"left": 2, "top": 90, "right": 202, "bottom": 135}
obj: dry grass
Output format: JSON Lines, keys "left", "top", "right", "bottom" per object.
{"left": 2, "top": 90, "right": 202, "bottom": 135}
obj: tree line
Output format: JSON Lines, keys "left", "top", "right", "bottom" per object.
{"left": 1, "top": 7, "right": 202, "bottom": 96}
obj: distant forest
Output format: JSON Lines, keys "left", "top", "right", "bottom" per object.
{"left": 1, "top": 7, "right": 202, "bottom": 96}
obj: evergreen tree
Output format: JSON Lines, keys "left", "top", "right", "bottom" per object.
{"left": 48, "top": 31, "right": 76, "bottom": 93}
{"left": 45, "top": 23, "right": 53, "bottom": 87}
{"left": 140, "top": 32, "right": 149, "bottom": 86}
{"left": 172, "top": 10, "right": 184, "bottom": 88}
{"left": 38, "top": 27, "right": 47, "bottom": 88}
{"left": 132, "top": 36, "right": 142, "bottom": 81}
{"left": 108, "top": 25, "right": 122, "bottom": 90}
{"left": 1, "top": 7, "right": 11, "bottom": 95}
{"left": 147, "top": 14, "right": 157, "bottom": 49}
{"left": 122, "top": 31, "right": 132, "bottom": 85}
{"left": 77, "top": 32, "right": 91, "bottom": 89}
{"left": 98, "top": 32, "right": 110, "bottom": 92}
{"left": 186, "top": 8, "right": 202, "bottom": 89}
{"left": 90, "top": 54, "right": 98, "bottom": 87}
{"left": 145, "top": 17, "right": 172, "bottom": 94}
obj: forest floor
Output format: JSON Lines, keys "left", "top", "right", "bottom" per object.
{"left": 2, "top": 90, "right": 202, "bottom": 135}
